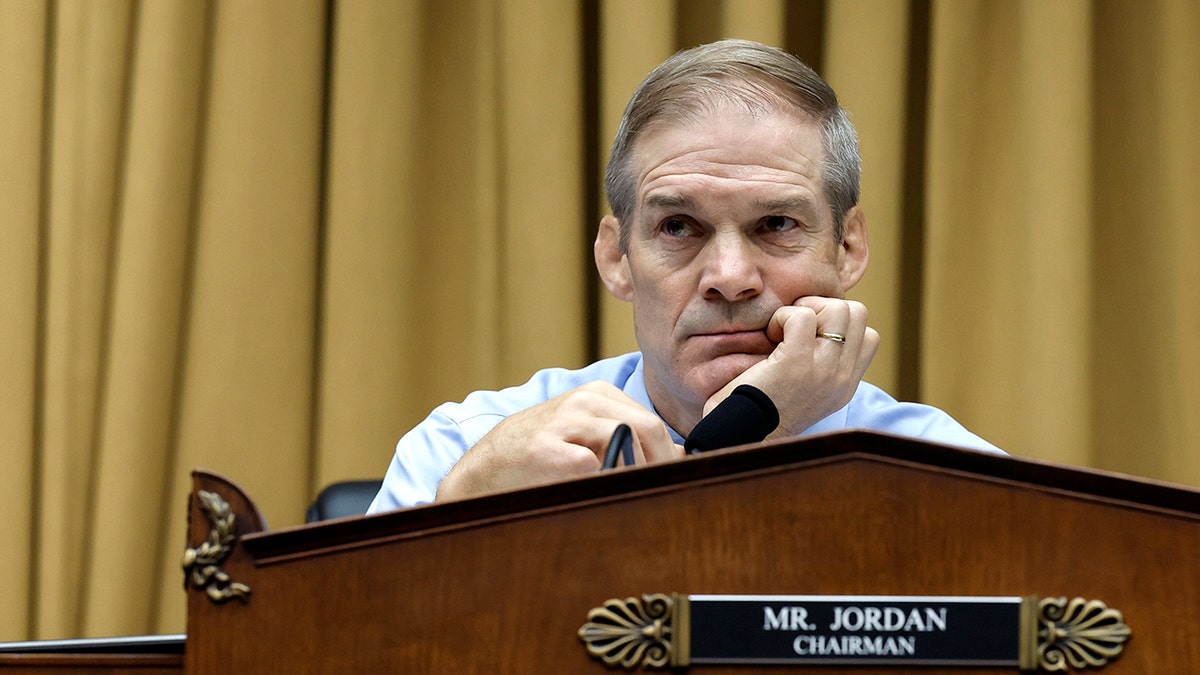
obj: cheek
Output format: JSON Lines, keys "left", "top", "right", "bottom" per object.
{"left": 771, "top": 259, "right": 845, "bottom": 300}
{"left": 630, "top": 285, "right": 692, "bottom": 361}
{"left": 630, "top": 266, "right": 693, "bottom": 314}
{"left": 631, "top": 293, "right": 673, "bottom": 345}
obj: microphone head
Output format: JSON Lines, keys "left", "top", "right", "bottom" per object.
{"left": 684, "top": 384, "right": 780, "bottom": 454}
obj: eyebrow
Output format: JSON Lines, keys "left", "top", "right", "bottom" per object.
{"left": 643, "top": 193, "right": 697, "bottom": 211}
{"left": 751, "top": 196, "right": 822, "bottom": 225}
{"left": 643, "top": 192, "right": 823, "bottom": 225}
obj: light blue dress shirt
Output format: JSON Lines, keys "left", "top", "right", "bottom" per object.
{"left": 369, "top": 352, "right": 1001, "bottom": 512}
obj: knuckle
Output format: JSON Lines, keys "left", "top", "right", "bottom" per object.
{"left": 553, "top": 446, "right": 600, "bottom": 475}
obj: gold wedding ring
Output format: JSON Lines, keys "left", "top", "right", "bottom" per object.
{"left": 817, "top": 332, "right": 847, "bottom": 344}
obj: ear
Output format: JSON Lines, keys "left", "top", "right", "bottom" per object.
{"left": 836, "top": 205, "right": 869, "bottom": 291}
{"left": 595, "top": 215, "right": 633, "bottom": 301}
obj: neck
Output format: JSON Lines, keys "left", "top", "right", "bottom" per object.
{"left": 643, "top": 379, "right": 703, "bottom": 440}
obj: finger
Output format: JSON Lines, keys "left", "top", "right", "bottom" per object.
{"left": 508, "top": 434, "right": 604, "bottom": 481}
{"left": 793, "top": 295, "right": 842, "bottom": 315}
{"left": 798, "top": 298, "right": 871, "bottom": 351}
{"left": 627, "top": 412, "right": 682, "bottom": 463}
{"left": 610, "top": 422, "right": 683, "bottom": 466}
{"left": 580, "top": 415, "right": 677, "bottom": 467}
{"left": 776, "top": 304, "right": 837, "bottom": 356}
{"left": 558, "top": 383, "right": 679, "bottom": 465}
{"left": 855, "top": 326, "right": 881, "bottom": 377}
{"left": 765, "top": 305, "right": 817, "bottom": 345}
{"left": 561, "top": 414, "right": 635, "bottom": 458}
{"left": 795, "top": 296, "right": 851, "bottom": 333}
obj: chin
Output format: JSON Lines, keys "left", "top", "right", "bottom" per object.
{"left": 690, "top": 353, "right": 768, "bottom": 398}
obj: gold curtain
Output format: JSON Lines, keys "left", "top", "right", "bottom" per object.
{"left": 0, "top": 0, "right": 1196, "bottom": 641}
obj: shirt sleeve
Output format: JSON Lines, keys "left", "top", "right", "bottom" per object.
{"left": 367, "top": 408, "right": 505, "bottom": 512}
{"left": 366, "top": 354, "right": 647, "bottom": 513}
{"left": 806, "top": 382, "right": 1004, "bottom": 455}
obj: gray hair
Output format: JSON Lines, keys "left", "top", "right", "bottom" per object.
{"left": 605, "top": 39, "right": 861, "bottom": 250}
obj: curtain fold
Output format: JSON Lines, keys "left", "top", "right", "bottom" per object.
{"left": 0, "top": 0, "right": 49, "bottom": 643}
{"left": 38, "top": 0, "right": 138, "bottom": 639}
{"left": 318, "top": 0, "right": 588, "bottom": 492}
{"left": 596, "top": 0, "right": 675, "bottom": 358}
{"left": 0, "top": 0, "right": 1196, "bottom": 641}
{"left": 1091, "top": 0, "right": 1200, "bottom": 479}
{"left": 923, "top": 0, "right": 1096, "bottom": 465}
{"left": 81, "top": 0, "right": 211, "bottom": 638}
{"left": 150, "top": 0, "right": 329, "bottom": 633}
{"left": 824, "top": 0, "right": 913, "bottom": 396}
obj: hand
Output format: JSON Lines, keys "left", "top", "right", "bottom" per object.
{"left": 703, "top": 297, "right": 879, "bottom": 438}
{"left": 435, "top": 381, "right": 684, "bottom": 502}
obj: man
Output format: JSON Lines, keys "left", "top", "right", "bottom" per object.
{"left": 369, "top": 39, "right": 998, "bottom": 512}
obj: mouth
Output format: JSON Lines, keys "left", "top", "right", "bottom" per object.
{"left": 687, "top": 327, "right": 775, "bottom": 355}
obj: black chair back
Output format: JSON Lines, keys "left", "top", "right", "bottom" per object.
{"left": 305, "top": 480, "right": 382, "bottom": 523}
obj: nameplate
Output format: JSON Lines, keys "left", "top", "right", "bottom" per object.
{"left": 578, "top": 594, "right": 1131, "bottom": 671}
{"left": 691, "top": 595, "right": 1017, "bottom": 665}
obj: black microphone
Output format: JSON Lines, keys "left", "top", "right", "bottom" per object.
{"left": 684, "top": 384, "right": 779, "bottom": 454}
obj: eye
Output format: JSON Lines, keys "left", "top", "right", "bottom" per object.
{"left": 660, "top": 217, "right": 698, "bottom": 238}
{"left": 761, "top": 215, "right": 799, "bottom": 233}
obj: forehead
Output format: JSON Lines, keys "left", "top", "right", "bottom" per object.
{"left": 630, "top": 106, "right": 828, "bottom": 215}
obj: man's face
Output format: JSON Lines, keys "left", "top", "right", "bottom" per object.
{"left": 597, "top": 105, "right": 867, "bottom": 434}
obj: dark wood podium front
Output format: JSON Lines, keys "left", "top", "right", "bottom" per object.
{"left": 4, "top": 431, "right": 1197, "bottom": 672}
{"left": 177, "top": 431, "right": 1196, "bottom": 673}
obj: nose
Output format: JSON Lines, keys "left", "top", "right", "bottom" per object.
{"left": 699, "top": 231, "right": 762, "bottom": 302}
